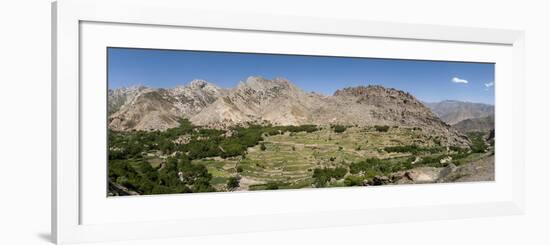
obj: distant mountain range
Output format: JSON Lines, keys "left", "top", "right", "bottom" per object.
{"left": 424, "top": 100, "right": 494, "bottom": 125}
{"left": 423, "top": 100, "right": 495, "bottom": 133}
{"left": 452, "top": 115, "right": 495, "bottom": 133}
{"left": 108, "top": 77, "right": 472, "bottom": 146}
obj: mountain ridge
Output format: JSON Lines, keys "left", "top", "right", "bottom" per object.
{"left": 108, "top": 77, "right": 470, "bottom": 146}
{"left": 424, "top": 100, "right": 494, "bottom": 125}
{"left": 452, "top": 115, "right": 495, "bottom": 133}
{"left": 108, "top": 79, "right": 227, "bottom": 131}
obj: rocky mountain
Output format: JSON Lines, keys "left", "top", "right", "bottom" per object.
{"left": 107, "top": 85, "right": 149, "bottom": 116}
{"left": 191, "top": 77, "right": 320, "bottom": 126}
{"left": 327, "top": 86, "right": 444, "bottom": 128}
{"left": 109, "top": 76, "right": 470, "bottom": 146}
{"left": 108, "top": 79, "right": 227, "bottom": 131}
{"left": 323, "top": 86, "right": 469, "bottom": 146}
{"left": 452, "top": 115, "right": 495, "bottom": 133}
{"left": 424, "top": 100, "right": 494, "bottom": 125}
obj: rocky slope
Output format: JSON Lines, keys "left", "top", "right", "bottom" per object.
{"left": 323, "top": 86, "right": 469, "bottom": 146}
{"left": 107, "top": 85, "right": 148, "bottom": 116}
{"left": 108, "top": 79, "right": 227, "bottom": 131}
{"left": 374, "top": 154, "right": 495, "bottom": 185}
{"left": 424, "top": 100, "right": 494, "bottom": 125}
{"left": 452, "top": 115, "right": 495, "bottom": 133}
{"left": 191, "top": 77, "right": 321, "bottom": 126}
{"left": 109, "top": 77, "right": 470, "bottom": 146}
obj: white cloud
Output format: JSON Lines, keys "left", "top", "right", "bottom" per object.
{"left": 452, "top": 77, "right": 469, "bottom": 84}
{"left": 484, "top": 82, "right": 494, "bottom": 88}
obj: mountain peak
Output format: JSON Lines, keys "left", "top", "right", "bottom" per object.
{"left": 238, "top": 76, "right": 293, "bottom": 91}
{"left": 425, "top": 100, "right": 495, "bottom": 125}
{"left": 245, "top": 75, "right": 268, "bottom": 83}
{"left": 189, "top": 79, "right": 209, "bottom": 89}
{"left": 109, "top": 85, "right": 148, "bottom": 93}
{"left": 438, "top": 99, "right": 464, "bottom": 104}
{"left": 172, "top": 79, "right": 223, "bottom": 94}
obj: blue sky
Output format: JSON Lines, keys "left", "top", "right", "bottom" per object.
{"left": 108, "top": 47, "right": 495, "bottom": 104}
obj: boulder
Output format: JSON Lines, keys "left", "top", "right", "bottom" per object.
{"left": 440, "top": 156, "right": 453, "bottom": 164}
{"left": 391, "top": 167, "right": 441, "bottom": 184}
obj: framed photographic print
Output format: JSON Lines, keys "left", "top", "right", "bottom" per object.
{"left": 52, "top": 0, "right": 525, "bottom": 244}
{"left": 106, "top": 48, "right": 496, "bottom": 194}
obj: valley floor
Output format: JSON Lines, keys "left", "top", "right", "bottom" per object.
{"left": 107, "top": 122, "right": 494, "bottom": 196}
{"left": 193, "top": 127, "right": 494, "bottom": 191}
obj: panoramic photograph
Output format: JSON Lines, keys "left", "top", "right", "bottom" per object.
{"left": 107, "top": 47, "right": 495, "bottom": 196}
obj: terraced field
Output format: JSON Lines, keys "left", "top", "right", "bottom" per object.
{"left": 109, "top": 120, "right": 493, "bottom": 196}
{"left": 192, "top": 126, "right": 442, "bottom": 191}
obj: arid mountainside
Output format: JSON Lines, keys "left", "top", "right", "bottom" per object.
{"left": 109, "top": 76, "right": 469, "bottom": 146}
{"left": 317, "top": 85, "right": 469, "bottom": 146}
{"left": 452, "top": 115, "right": 495, "bottom": 133}
{"left": 424, "top": 100, "right": 494, "bottom": 125}
{"left": 107, "top": 85, "right": 149, "bottom": 116}
{"left": 190, "top": 77, "right": 318, "bottom": 126}
{"left": 108, "top": 80, "right": 227, "bottom": 131}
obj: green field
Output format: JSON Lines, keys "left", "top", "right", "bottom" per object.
{"left": 108, "top": 120, "right": 488, "bottom": 196}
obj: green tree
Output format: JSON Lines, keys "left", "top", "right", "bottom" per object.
{"left": 333, "top": 125, "right": 347, "bottom": 133}
{"left": 312, "top": 167, "right": 347, "bottom": 187}
{"left": 226, "top": 176, "right": 240, "bottom": 191}
{"left": 374, "top": 125, "right": 390, "bottom": 132}
{"left": 265, "top": 182, "right": 280, "bottom": 190}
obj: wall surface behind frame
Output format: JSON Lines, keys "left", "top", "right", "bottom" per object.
{"left": 0, "top": 0, "right": 548, "bottom": 244}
